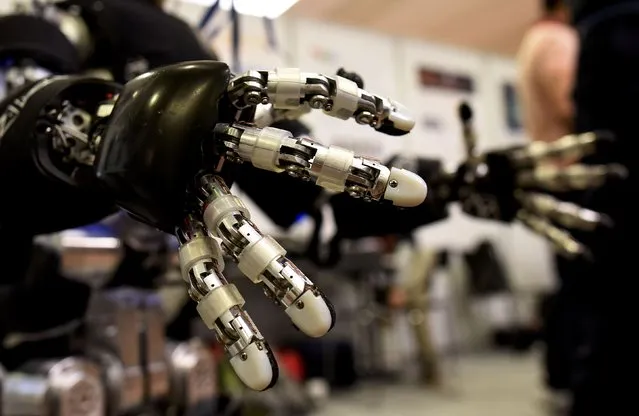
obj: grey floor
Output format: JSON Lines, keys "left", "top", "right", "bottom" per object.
{"left": 313, "top": 353, "right": 554, "bottom": 416}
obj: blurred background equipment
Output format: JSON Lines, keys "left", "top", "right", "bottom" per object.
{"left": 165, "top": 339, "right": 217, "bottom": 416}
{"left": 2, "top": 357, "right": 104, "bottom": 416}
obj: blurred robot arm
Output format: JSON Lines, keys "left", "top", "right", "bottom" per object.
{"left": 450, "top": 103, "right": 622, "bottom": 260}
{"left": 307, "top": 67, "right": 622, "bottom": 261}
{"left": 0, "top": 2, "right": 93, "bottom": 93}
{"left": 326, "top": 107, "right": 622, "bottom": 260}
{"left": 295, "top": 76, "right": 622, "bottom": 262}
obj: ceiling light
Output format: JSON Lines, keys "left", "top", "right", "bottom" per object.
{"left": 179, "top": 0, "right": 299, "bottom": 19}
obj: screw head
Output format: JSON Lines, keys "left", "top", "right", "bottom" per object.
{"left": 389, "top": 180, "right": 399, "bottom": 188}
{"left": 309, "top": 97, "right": 324, "bottom": 109}
{"left": 356, "top": 112, "right": 373, "bottom": 125}
{"left": 240, "top": 353, "right": 248, "bottom": 361}
{"left": 296, "top": 301, "right": 305, "bottom": 310}
{"left": 245, "top": 91, "right": 261, "bottom": 105}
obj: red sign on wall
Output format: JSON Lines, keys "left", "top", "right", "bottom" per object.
{"left": 418, "top": 67, "right": 475, "bottom": 93}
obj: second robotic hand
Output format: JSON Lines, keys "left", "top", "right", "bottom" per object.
{"left": 195, "top": 173, "right": 336, "bottom": 339}
{"left": 175, "top": 214, "right": 279, "bottom": 391}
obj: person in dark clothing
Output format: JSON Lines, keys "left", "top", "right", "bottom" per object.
{"left": 563, "top": 1, "right": 639, "bottom": 414}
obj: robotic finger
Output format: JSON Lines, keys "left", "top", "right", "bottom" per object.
{"left": 502, "top": 159, "right": 623, "bottom": 259}
{"left": 213, "top": 123, "right": 428, "bottom": 207}
{"left": 513, "top": 191, "right": 614, "bottom": 259}
{"left": 509, "top": 131, "right": 615, "bottom": 167}
{"left": 226, "top": 68, "right": 415, "bottom": 136}
{"left": 515, "top": 191, "right": 612, "bottom": 231}
{"left": 252, "top": 102, "right": 313, "bottom": 128}
{"left": 516, "top": 210, "right": 591, "bottom": 259}
{"left": 516, "top": 163, "right": 628, "bottom": 192}
{"left": 176, "top": 215, "right": 278, "bottom": 392}
{"left": 194, "top": 174, "right": 336, "bottom": 339}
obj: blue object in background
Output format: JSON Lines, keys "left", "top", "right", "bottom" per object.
{"left": 294, "top": 213, "right": 308, "bottom": 224}
{"left": 503, "top": 83, "right": 523, "bottom": 133}
{"left": 73, "top": 223, "right": 116, "bottom": 237}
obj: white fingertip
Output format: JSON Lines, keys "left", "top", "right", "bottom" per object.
{"left": 390, "top": 102, "right": 416, "bottom": 132}
{"left": 229, "top": 343, "right": 278, "bottom": 391}
{"left": 286, "top": 291, "right": 335, "bottom": 338}
{"left": 383, "top": 167, "right": 428, "bottom": 207}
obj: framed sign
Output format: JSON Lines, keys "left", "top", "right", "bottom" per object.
{"left": 418, "top": 67, "right": 475, "bottom": 93}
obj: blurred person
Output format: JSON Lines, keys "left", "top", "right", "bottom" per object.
{"left": 516, "top": 0, "right": 579, "bottom": 406}
{"left": 523, "top": 0, "right": 639, "bottom": 414}
{"left": 518, "top": 0, "right": 577, "bottom": 145}
{"left": 565, "top": 0, "right": 639, "bottom": 414}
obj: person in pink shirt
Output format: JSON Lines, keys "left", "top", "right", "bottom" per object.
{"left": 517, "top": 0, "right": 579, "bottom": 411}
{"left": 518, "top": 0, "right": 578, "bottom": 146}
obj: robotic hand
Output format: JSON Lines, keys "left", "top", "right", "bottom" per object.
{"left": 169, "top": 66, "right": 424, "bottom": 391}
{"left": 452, "top": 103, "right": 625, "bottom": 260}
{"left": 0, "top": 61, "right": 426, "bottom": 391}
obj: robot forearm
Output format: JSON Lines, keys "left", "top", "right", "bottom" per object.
{"left": 326, "top": 124, "right": 623, "bottom": 260}
{"left": 0, "top": 6, "right": 93, "bottom": 93}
